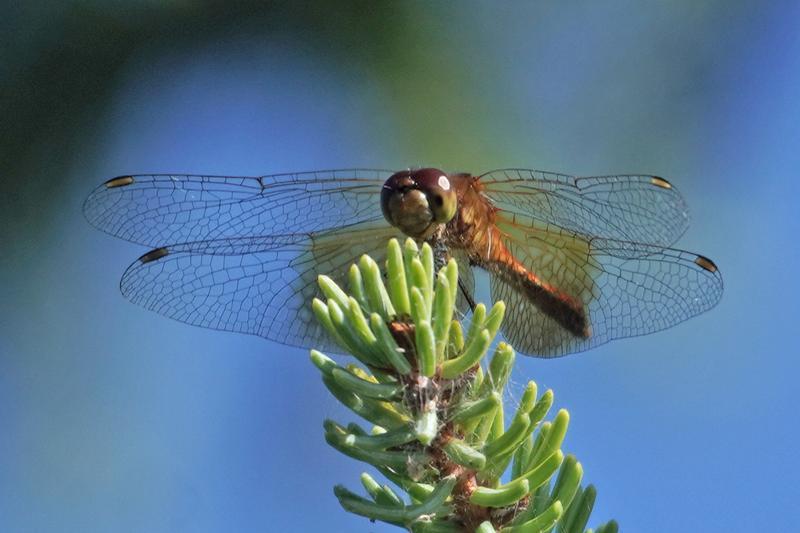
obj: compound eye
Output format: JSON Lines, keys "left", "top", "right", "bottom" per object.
{"left": 413, "top": 168, "right": 457, "bottom": 224}
{"left": 381, "top": 170, "right": 434, "bottom": 238}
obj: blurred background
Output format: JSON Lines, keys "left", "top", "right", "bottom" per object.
{"left": 2, "top": 1, "right": 798, "bottom": 531}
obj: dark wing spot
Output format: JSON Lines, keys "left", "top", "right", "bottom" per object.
{"left": 138, "top": 247, "right": 169, "bottom": 264}
{"left": 694, "top": 255, "right": 718, "bottom": 273}
{"left": 650, "top": 177, "right": 672, "bottom": 189}
{"left": 104, "top": 176, "right": 135, "bottom": 188}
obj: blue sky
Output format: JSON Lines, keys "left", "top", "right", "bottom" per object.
{"left": 2, "top": 2, "right": 799, "bottom": 531}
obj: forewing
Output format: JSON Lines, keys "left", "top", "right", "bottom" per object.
{"left": 84, "top": 170, "right": 391, "bottom": 247}
{"left": 119, "top": 221, "right": 402, "bottom": 351}
{"left": 490, "top": 213, "right": 722, "bottom": 357}
{"left": 480, "top": 169, "right": 689, "bottom": 247}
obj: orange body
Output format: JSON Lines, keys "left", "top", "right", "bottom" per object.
{"left": 443, "top": 174, "right": 590, "bottom": 339}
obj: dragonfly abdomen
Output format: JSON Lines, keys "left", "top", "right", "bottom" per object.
{"left": 486, "top": 236, "right": 590, "bottom": 340}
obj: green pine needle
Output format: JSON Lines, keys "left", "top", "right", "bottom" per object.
{"left": 310, "top": 238, "right": 616, "bottom": 531}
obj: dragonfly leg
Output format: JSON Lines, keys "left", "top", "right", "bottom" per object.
{"left": 459, "top": 278, "right": 477, "bottom": 312}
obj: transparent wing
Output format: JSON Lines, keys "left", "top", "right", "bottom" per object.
{"left": 83, "top": 169, "right": 392, "bottom": 247}
{"left": 119, "top": 221, "right": 402, "bottom": 351}
{"left": 479, "top": 169, "right": 690, "bottom": 247}
{"left": 490, "top": 213, "right": 722, "bottom": 357}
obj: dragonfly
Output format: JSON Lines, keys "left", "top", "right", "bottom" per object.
{"left": 84, "top": 168, "right": 722, "bottom": 357}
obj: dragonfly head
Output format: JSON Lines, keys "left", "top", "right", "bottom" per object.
{"left": 381, "top": 168, "right": 457, "bottom": 239}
